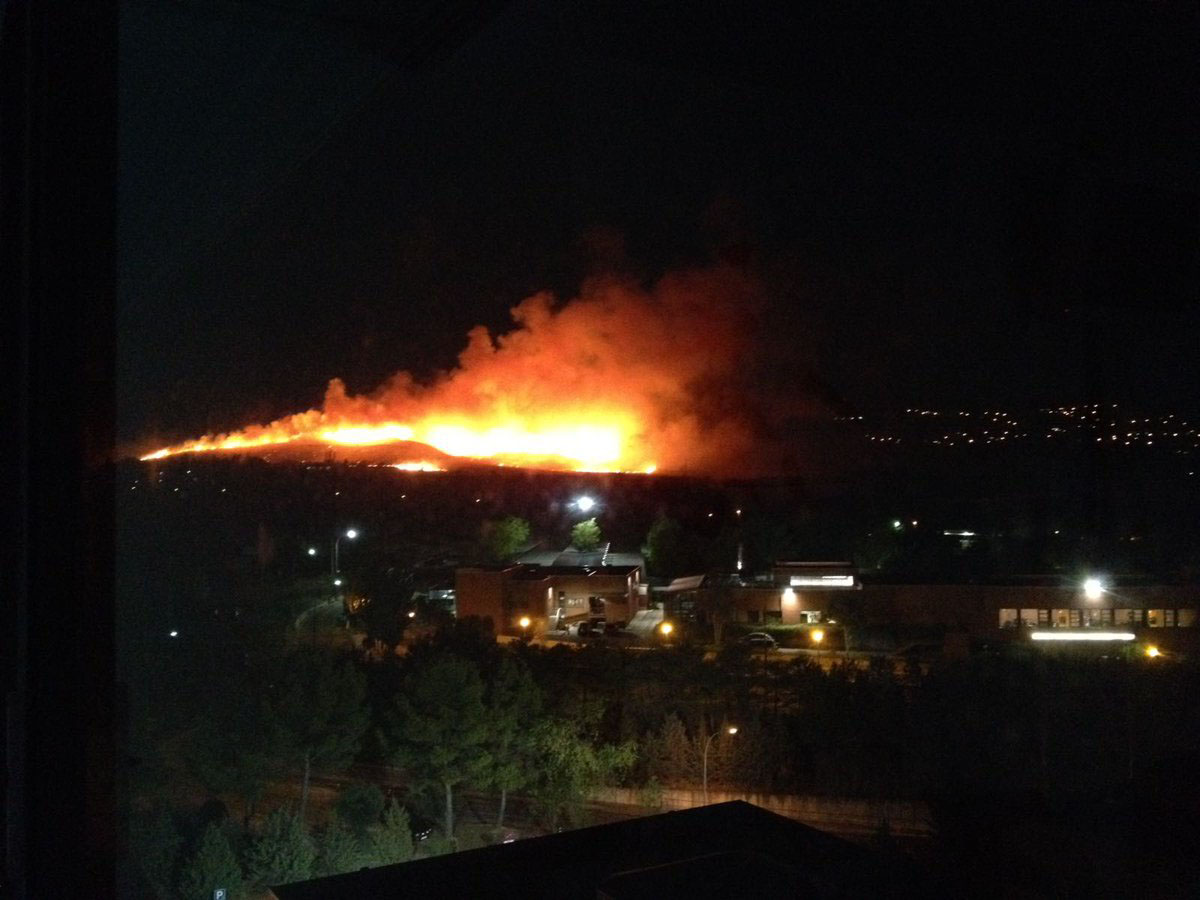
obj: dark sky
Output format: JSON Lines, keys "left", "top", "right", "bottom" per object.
{"left": 119, "top": 0, "right": 1198, "bottom": 447}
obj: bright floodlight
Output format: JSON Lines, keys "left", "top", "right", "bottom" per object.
{"left": 345, "top": 528, "right": 359, "bottom": 540}
{"left": 575, "top": 496, "right": 595, "bottom": 512}
{"left": 307, "top": 547, "right": 317, "bottom": 556}
{"left": 1083, "top": 577, "right": 1104, "bottom": 600}
{"left": 1030, "top": 631, "right": 1134, "bottom": 642}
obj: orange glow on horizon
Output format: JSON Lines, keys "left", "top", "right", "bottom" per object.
{"left": 135, "top": 267, "right": 776, "bottom": 476}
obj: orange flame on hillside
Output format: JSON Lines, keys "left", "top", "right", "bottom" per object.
{"left": 139, "top": 268, "right": 766, "bottom": 475}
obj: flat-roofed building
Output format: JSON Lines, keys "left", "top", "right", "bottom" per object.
{"left": 456, "top": 545, "right": 645, "bottom": 635}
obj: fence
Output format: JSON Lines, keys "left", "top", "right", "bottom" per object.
{"left": 590, "top": 786, "right": 933, "bottom": 838}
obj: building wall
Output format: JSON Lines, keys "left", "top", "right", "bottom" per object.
{"left": 456, "top": 567, "right": 638, "bottom": 634}
{"left": 668, "top": 581, "right": 1200, "bottom": 647}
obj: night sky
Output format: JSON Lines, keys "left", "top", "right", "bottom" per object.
{"left": 119, "top": 0, "right": 1198, "bottom": 449}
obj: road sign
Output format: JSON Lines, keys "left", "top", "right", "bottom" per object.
{"left": 213, "top": 890, "right": 226, "bottom": 900}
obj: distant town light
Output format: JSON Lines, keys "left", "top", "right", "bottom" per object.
{"left": 892, "top": 520, "right": 902, "bottom": 530}
{"left": 307, "top": 547, "right": 317, "bottom": 556}
{"left": 168, "top": 630, "right": 178, "bottom": 638}
{"left": 407, "top": 610, "right": 416, "bottom": 618}
{"left": 1083, "top": 577, "right": 1104, "bottom": 601}
{"left": 727, "top": 726, "right": 739, "bottom": 735}
{"left": 333, "top": 578, "right": 342, "bottom": 587}
{"left": 345, "top": 528, "right": 359, "bottom": 540}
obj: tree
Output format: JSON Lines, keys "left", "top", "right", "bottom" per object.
{"left": 483, "top": 516, "right": 530, "bottom": 561}
{"left": 334, "top": 781, "right": 385, "bottom": 837}
{"left": 177, "top": 822, "right": 244, "bottom": 900}
{"left": 184, "top": 713, "right": 274, "bottom": 829}
{"left": 641, "top": 513, "right": 693, "bottom": 577}
{"left": 264, "top": 647, "right": 370, "bottom": 823}
{"left": 571, "top": 517, "right": 602, "bottom": 552}
{"left": 316, "top": 821, "right": 368, "bottom": 877}
{"left": 128, "top": 805, "right": 183, "bottom": 899}
{"left": 244, "top": 806, "right": 316, "bottom": 890}
{"left": 382, "top": 653, "right": 492, "bottom": 843}
{"left": 484, "top": 654, "right": 544, "bottom": 828}
{"left": 529, "top": 713, "right": 635, "bottom": 831}
{"left": 366, "top": 797, "right": 415, "bottom": 867}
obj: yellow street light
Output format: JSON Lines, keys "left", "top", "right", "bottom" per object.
{"left": 1145, "top": 645, "right": 1161, "bottom": 659}
{"left": 659, "top": 621, "right": 674, "bottom": 637}
{"left": 518, "top": 615, "right": 531, "bottom": 630}
{"left": 810, "top": 628, "right": 825, "bottom": 644}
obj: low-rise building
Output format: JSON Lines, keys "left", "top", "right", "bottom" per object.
{"left": 456, "top": 544, "right": 646, "bottom": 635}
{"left": 661, "top": 562, "right": 1200, "bottom": 653}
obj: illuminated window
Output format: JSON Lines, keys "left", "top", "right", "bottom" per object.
{"left": 1164, "top": 609, "right": 1175, "bottom": 627}
{"left": 1178, "top": 609, "right": 1197, "bottom": 628}
{"left": 1100, "top": 608, "right": 1114, "bottom": 626}
{"left": 1053, "top": 609, "right": 1069, "bottom": 627}
{"left": 1148, "top": 609, "right": 1162, "bottom": 628}
{"left": 1037, "top": 609, "right": 1050, "bottom": 626}
{"left": 998, "top": 609, "right": 1017, "bottom": 628}
{"left": 1020, "top": 609, "right": 1038, "bottom": 627}
{"left": 1069, "top": 610, "right": 1081, "bottom": 627}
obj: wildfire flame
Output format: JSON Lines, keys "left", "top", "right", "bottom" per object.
{"left": 139, "top": 267, "right": 765, "bottom": 474}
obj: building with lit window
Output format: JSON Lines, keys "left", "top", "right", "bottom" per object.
{"left": 455, "top": 544, "right": 645, "bottom": 635}
{"left": 661, "top": 563, "right": 1200, "bottom": 654}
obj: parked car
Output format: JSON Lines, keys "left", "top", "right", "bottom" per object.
{"left": 409, "top": 814, "right": 436, "bottom": 842}
{"left": 740, "top": 632, "right": 778, "bottom": 650}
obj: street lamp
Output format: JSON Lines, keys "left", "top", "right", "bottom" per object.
{"left": 519, "top": 615, "right": 532, "bottom": 640}
{"left": 307, "top": 547, "right": 317, "bottom": 556}
{"left": 333, "top": 528, "right": 359, "bottom": 575}
{"left": 573, "top": 495, "right": 595, "bottom": 513}
{"left": 659, "top": 621, "right": 674, "bottom": 640}
{"left": 702, "top": 726, "right": 738, "bottom": 805}
{"left": 1083, "top": 577, "right": 1105, "bottom": 601}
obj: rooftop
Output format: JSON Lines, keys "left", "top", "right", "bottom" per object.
{"left": 270, "top": 801, "right": 927, "bottom": 900}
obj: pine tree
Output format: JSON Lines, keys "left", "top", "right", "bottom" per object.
{"left": 177, "top": 823, "right": 244, "bottom": 900}
{"left": 334, "top": 781, "right": 385, "bottom": 837}
{"left": 484, "top": 654, "right": 544, "bottom": 828}
{"left": 366, "top": 797, "right": 414, "bottom": 866}
{"left": 381, "top": 653, "right": 492, "bottom": 843}
{"left": 317, "top": 820, "right": 368, "bottom": 876}
{"left": 264, "top": 648, "right": 369, "bottom": 823}
{"left": 129, "top": 805, "right": 183, "bottom": 899}
{"left": 244, "top": 806, "right": 316, "bottom": 890}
